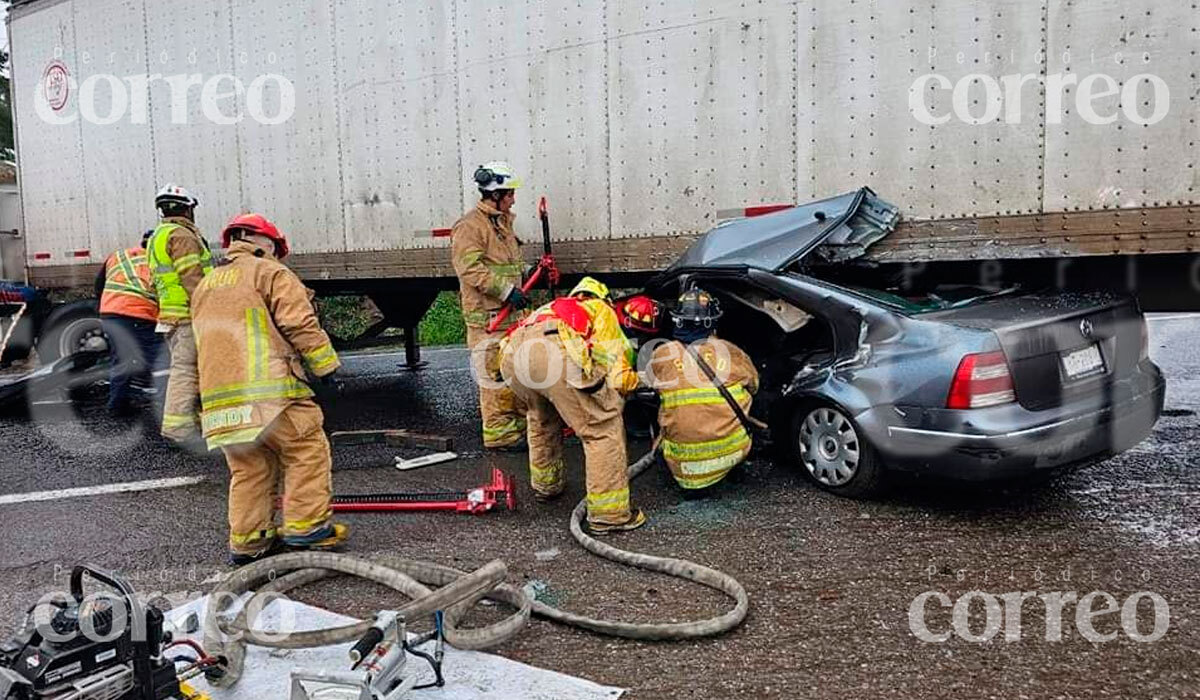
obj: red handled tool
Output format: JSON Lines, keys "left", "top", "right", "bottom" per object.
{"left": 330, "top": 468, "right": 516, "bottom": 515}
{"left": 486, "top": 196, "right": 558, "bottom": 333}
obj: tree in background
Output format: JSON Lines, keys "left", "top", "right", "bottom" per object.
{"left": 0, "top": 49, "right": 12, "bottom": 161}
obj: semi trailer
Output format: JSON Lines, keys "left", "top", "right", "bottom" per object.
{"left": 3, "top": 0, "right": 1198, "bottom": 361}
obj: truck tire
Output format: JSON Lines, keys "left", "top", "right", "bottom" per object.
{"left": 37, "top": 299, "right": 107, "bottom": 363}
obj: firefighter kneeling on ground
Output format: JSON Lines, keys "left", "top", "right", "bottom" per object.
{"left": 191, "top": 213, "right": 348, "bottom": 565}
{"left": 645, "top": 287, "right": 759, "bottom": 491}
{"left": 500, "top": 277, "right": 648, "bottom": 535}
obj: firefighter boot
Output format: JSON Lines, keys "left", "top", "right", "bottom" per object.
{"left": 283, "top": 522, "right": 350, "bottom": 551}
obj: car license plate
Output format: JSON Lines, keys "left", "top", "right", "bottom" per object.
{"left": 1060, "top": 343, "right": 1104, "bottom": 380}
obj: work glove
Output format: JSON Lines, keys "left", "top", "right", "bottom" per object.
{"left": 318, "top": 371, "right": 346, "bottom": 395}
{"left": 505, "top": 287, "right": 530, "bottom": 311}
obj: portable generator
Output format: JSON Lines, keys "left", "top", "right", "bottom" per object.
{"left": 0, "top": 565, "right": 204, "bottom": 700}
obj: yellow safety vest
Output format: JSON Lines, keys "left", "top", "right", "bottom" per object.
{"left": 147, "top": 221, "right": 213, "bottom": 322}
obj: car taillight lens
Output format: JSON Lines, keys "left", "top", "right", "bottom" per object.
{"left": 947, "top": 351, "right": 1016, "bottom": 409}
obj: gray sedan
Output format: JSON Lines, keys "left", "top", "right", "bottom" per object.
{"left": 648, "top": 188, "right": 1165, "bottom": 497}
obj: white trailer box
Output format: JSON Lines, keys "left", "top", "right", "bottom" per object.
{"left": 6, "top": 0, "right": 1197, "bottom": 307}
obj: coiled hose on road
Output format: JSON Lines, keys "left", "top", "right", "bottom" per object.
{"left": 203, "top": 449, "right": 749, "bottom": 686}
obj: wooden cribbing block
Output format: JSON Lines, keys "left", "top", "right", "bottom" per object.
{"left": 329, "top": 429, "right": 452, "bottom": 452}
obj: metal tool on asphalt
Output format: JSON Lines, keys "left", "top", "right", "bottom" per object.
{"left": 0, "top": 564, "right": 214, "bottom": 700}
{"left": 204, "top": 447, "right": 749, "bottom": 694}
{"left": 331, "top": 468, "right": 516, "bottom": 515}
{"left": 486, "top": 196, "right": 558, "bottom": 333}
{"left": 290, "top": 609, "right": 446, "bottom": 700}
{"left": 394, "top": 451, "right": 457, "bottom": 471}
{"left": 330, "top": 429, "right": 457, "bottom": 472}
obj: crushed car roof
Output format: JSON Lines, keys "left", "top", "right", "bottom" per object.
{"left": 666, "top": 187, "right": 900, "bottom": 273}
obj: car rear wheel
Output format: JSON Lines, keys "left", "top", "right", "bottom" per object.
{"left": 792, "top": 402, "right": 883, "bottom": 498}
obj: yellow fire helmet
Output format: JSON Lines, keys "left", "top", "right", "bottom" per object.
{"left": 569, "top": 276, "right": 611, "bottom": 301}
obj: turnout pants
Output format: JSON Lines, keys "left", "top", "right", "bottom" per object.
{"left": 500, "top": 325, "right": 632, "bottom": 526}
{"left": 220, "top": 401, "right": 334, "bottom": 556}
{"left": 466, "top": 324, "right": 526, "bottom": 448}
{"left": 161, "top": 323, "right": 200, "bottom": 440}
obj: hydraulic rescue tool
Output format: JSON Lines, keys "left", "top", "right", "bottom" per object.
{"left": 486, "top": 196, "right": 558, "bottom": 333}
{"left": 289, "top": 610, "right": 445, "bottom": 700}
{"left": 203, "top": 453, "right": 750, "bottom": 695}
{"left": 0, "top": 565, "right": 211, "bottom": 700}
{"left": 330, "top": 468, "right": 515, "bottom": 514}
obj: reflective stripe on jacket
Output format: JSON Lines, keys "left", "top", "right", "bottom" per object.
{"left": 503, "top": 295, "right": 640, "bottom": 395}
{"left": 647, "top": 338, "right": 759, "bottom": 488}
{"left": 192, "top": 241, "right": 341, "bottom": 450}
{"left": 147, "top": 217, "right": 213, "bottom": 323}
{"left": 99, "top": 247, "right": 158, "bottom": 322}
{"left": 451, "top": 201, "right": 525, "bottom": 329}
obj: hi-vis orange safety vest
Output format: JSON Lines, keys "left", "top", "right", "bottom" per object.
{"left": 99, "top": 247, "right": 159, "bottom": 323}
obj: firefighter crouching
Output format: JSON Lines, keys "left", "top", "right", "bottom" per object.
{"left": 645, "top": 287, "right": 759, "bottom": 490}
{"left": 499, "top": 277, "right": 648, "bottom": 534}
{"left": 94, "top": 230, "right": 164, "bottom": 416}
{"left": 191, "top": 214, "right": 348, "bottom": 565}
{"left": 451, "top": 161, "right": 530, "bottom": 450}
{"left": 146, "top": 184, "right": 212, "bottom": 441}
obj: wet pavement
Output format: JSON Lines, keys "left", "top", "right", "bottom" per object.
{"left": 0, "top": 316, "right": 1196, "bottom": 698}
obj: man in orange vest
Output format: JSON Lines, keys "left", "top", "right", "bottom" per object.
{"left": 94, "top": 230, "right": 164, "bottom": 415}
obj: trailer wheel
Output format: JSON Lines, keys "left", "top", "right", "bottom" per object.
{"left": 37, "top": 300, "right": 107, "bottom": 363}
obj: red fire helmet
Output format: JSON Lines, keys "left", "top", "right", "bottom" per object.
{"left": 221, "top": 213, "right": 289, "bottom": 259}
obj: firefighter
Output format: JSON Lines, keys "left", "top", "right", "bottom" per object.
{"left": 191, "top": 213, "right": 348, "bottom": 565}
{"left": 645, "top": 287, "right": 759, "bottom": 491}
{"left": 94, "top": 230, "right": 164, "bottom": 415}
{"left": 451, "top": 161, "right": 529, "bottom": 450}
{"left": 499, "top": 277, "right": 647, "bottom": 534}
{"left": 146, "top": 184, "right": 212, "bottom": 441}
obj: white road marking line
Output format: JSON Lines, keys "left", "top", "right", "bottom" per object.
{"left": 0, "top": 476, "right": 206, "bottom": 506}
{"left": 1147, "top": 314, "right": 1199, "bottom": 323}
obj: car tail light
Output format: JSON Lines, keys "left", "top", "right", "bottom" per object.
{"left": 1139, "top": 318, "right": 1149, "bottom": 362}
{"left": 947, "top": 351, "right": 1016, "bottom": 409}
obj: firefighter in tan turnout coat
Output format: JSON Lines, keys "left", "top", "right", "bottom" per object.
{"left": 191, "top": 213, "right": 348, "bottom": 565}
{"left": 451, "top": 161, "right": 529, "bottom": 449}
{"left": 500, "top": 277, "right": 649, "bottom": 534}
{"left": 646, "top": 287, "right": 759, "bottom": 490}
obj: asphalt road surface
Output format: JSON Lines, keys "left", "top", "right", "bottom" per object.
{"left": 0, "top": 315, "right": 1197, "bottom": 698}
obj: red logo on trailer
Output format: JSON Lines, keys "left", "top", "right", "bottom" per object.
{"left": 42, "top": 61, "right": 69, "bottom": 111}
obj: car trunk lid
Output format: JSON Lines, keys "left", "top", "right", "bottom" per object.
{"left": 923, "top": 293, "right": 1144, "bottom": 411}
{"left": 663, "top": 187, "right": 900, "bottom": 274}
